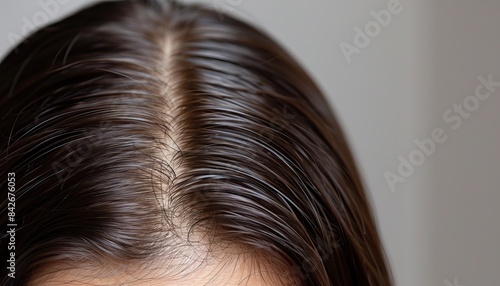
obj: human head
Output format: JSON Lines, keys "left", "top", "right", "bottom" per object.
{"left": 0, "top": 1, "right": 392, "bottom": 285}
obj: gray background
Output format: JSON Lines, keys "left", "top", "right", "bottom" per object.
{"left": 2, "top": 1, "right": 500, "bottom": 285}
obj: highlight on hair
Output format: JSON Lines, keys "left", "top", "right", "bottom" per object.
{"left": 0, "top": 1, "right": 393, "bottom": 285}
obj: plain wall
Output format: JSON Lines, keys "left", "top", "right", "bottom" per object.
{"left": 2, "top": 1, "right": 499, "bottom": 286}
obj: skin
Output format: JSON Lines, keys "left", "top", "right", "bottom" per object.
{"left": 29, "top": 249, "right": 292, "bottom": 286}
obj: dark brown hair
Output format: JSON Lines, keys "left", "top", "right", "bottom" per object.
{"left": 0, "top": 0, "right": 392, "bottom": 285}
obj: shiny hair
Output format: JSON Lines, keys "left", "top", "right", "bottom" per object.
{"left": 0, "top": 1, "right": 392, "bottom": 285}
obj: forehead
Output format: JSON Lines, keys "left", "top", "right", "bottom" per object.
{"left": 29, "top": 250, "right": 293, "bottom": 286}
